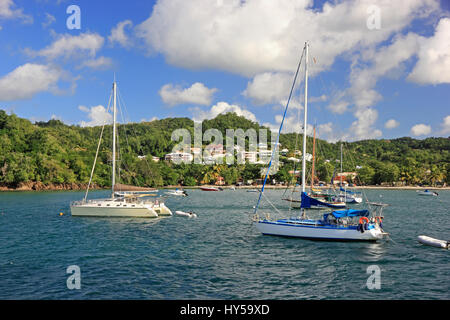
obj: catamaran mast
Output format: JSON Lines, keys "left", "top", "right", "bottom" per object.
{"left": 112, "top": 78, "right": 117, "bottom": 198}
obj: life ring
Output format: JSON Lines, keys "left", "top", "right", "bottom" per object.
{"left": 375, "top": 216, "right": 383, "bottom": 223}
{"left": 359, "top": 217, "right": 369, "bottom": 224}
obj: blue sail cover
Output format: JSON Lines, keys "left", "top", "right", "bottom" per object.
{"left": 330, "top": 209, "right": 369, "bottom": 218}
{"left": 322, "top": 209, "right": 369, "bottom": 222}
{"left": 301, "top": 192, "right": 344, "bottom": 209}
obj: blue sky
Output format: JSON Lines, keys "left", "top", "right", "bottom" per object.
{"left": 0, "top": 0, "right": 449, "bottom": 141}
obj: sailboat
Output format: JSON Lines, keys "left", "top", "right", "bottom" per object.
{"left": 70, "top": 78, "right": 172, "bottom": 218}
{"left": 253, "top": 42, "right": 387, "bottom": 241}
{"left": 282, "top": 126, "right": 346, "bottom": 209}
{"left": 332, "top": 143, "right": 363, "bottom": 204}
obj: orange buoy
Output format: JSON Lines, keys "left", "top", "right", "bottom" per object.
{"left": 359, "top": 216, "right": 369, "bottom": 224}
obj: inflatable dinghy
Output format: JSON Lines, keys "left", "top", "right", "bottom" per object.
{"left": 175, "top": 210, "right": 197, "bottom": 218}
{"left": 417, "top": 235, "right": 449, "bottom": 249}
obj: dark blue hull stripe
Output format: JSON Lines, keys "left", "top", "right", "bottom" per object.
{"left": 261, "top": 233, "right": 377, "bottom": 242}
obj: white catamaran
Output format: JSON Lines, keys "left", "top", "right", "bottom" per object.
{"left": 253, "top": 42, "right": 388, "bottom": 241}
{"left": 70, "top": 79, "right": 172, "bottom": 218}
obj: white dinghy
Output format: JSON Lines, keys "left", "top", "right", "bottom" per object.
{"left": 417, "top": 235, "right": 449, "bottom": 249}
{"left": 176, "top": 211, "right": 197, "bottom": 218}
{"left": 417, "top": 190, "right": 438, "bottom": 196}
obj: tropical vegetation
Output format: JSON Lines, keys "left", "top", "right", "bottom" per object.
{"left": 0, "top": 110, "right": 449, "bottom": 189}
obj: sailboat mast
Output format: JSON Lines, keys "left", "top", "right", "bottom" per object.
{"left": 112, "top": 79, "right": 117, "bottom": 198}
{"left": 340, "top": 143, "right": 343, "bottom": 187}
{"left": 301, "top": 42, "right": 309, "bottom": 194}
{"left": 311, "top": 126, "right": 316, "bottom": 190}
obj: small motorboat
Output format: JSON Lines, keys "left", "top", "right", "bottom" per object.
{"left": 200, "top": 186, "right": 220, "bottom": 191}
{"left": 417, "top": 189, "right": 438, "bottom": 196}
{"left": 418, "top": 235, "right": 449, "bottom": 249}
{"left": 175, "top": 210, "right": 197, "bottom": 218}
{"left": 166, "top": 189, "right": 188, "bottom": 197}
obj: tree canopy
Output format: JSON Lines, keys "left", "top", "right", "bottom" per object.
{"left": 0, "top": 110, "right": 449, "bottom": 189}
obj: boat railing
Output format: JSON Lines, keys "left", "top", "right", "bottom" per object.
{"left": 70, "top": 198, "right": 113, "bottom": 206}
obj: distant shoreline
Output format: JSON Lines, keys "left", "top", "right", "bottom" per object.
{"left": 1, "top": 183, "right": 449, "bottom": 192}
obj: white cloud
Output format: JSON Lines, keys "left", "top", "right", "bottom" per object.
{"left": 0, "top": 63, "right": 62, "bottom": 101}
{"left": 335, "top": 32, "right": 424, "bottom": 140}
{"left": 242, "top": 72, "right": 296, "bottom": 105}
{"left": 408, "top": 18, "right": 450, "bottom": 85}
{"left": 310, "top": 94, "right": 327, "bottom": 103}
{"left": 191, "top": 101, "right": 257, "bottom": 122}
{"left": 343, "top": 107, "right": 382, "bottom": 141}
{"left": 79, "top": 56, "right": 113, "bottom": 70}
{"left": 159, "top": 82, "right": 217, "bottom": 106}
{"left": 328, "top": 101, "right": 349, "bottom": 114}
{"left": 348, "top": 32, "right": 422, "bottom": 109}
{"left": 108, "top": 20, "right": 133, "bottom": 48}
{"left": 42, "top": 12, "right": 55, "bottom": 28}
{"left": 410, "top": 123, "right": 431, "bottom": 136}
{"left": 78, "top": 105, "right": 112, "bottom": 127}
{"left": 317, "top": 122, "right": 333, "bottom": 136}
{"left": 134, "top": 0, "right": 444, "bottom": 141}
{"left": 263, "top": 112, "right": 313, "bottom": 135}
{"left": 0, "top": 0, "right": 32, "bottom": 23}
{"left": 384, "top": 119, "right": 399, "bottom": 129}
{"left": 135, "top": 0, "right": 438, "bottom": 77}
{"left": 439, "top": 115, "right": 450, "bottom": 135}
{"left": 29, "top": 32, "right": 105, "bottom": 61}
{"left": 316, "top": 122, "right": 343, "bottom": 143}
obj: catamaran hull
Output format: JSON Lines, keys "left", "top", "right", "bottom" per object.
{"left": 70, "top": 206, "right": 159, "bottom": 218}
{"left": 255, "top": 221, "right": 384, "bottom": 241}
{"left": 152, "top": 203, "right": 172, "bottom": 216}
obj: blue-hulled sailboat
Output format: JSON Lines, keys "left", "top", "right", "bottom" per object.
{"left": 253, "top": 42, "right": 388, "bottom": 241}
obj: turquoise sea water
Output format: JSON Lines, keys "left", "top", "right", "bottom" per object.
{"left": 0, "top": 189, "right": 448, "bottom": 300}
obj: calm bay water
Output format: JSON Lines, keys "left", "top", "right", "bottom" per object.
{"left": 0, "top": 189, "right": 448, "bottom": 300}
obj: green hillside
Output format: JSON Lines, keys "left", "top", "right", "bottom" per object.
{"left": 0, "top": 110, "right": 449, "bottom": 189}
